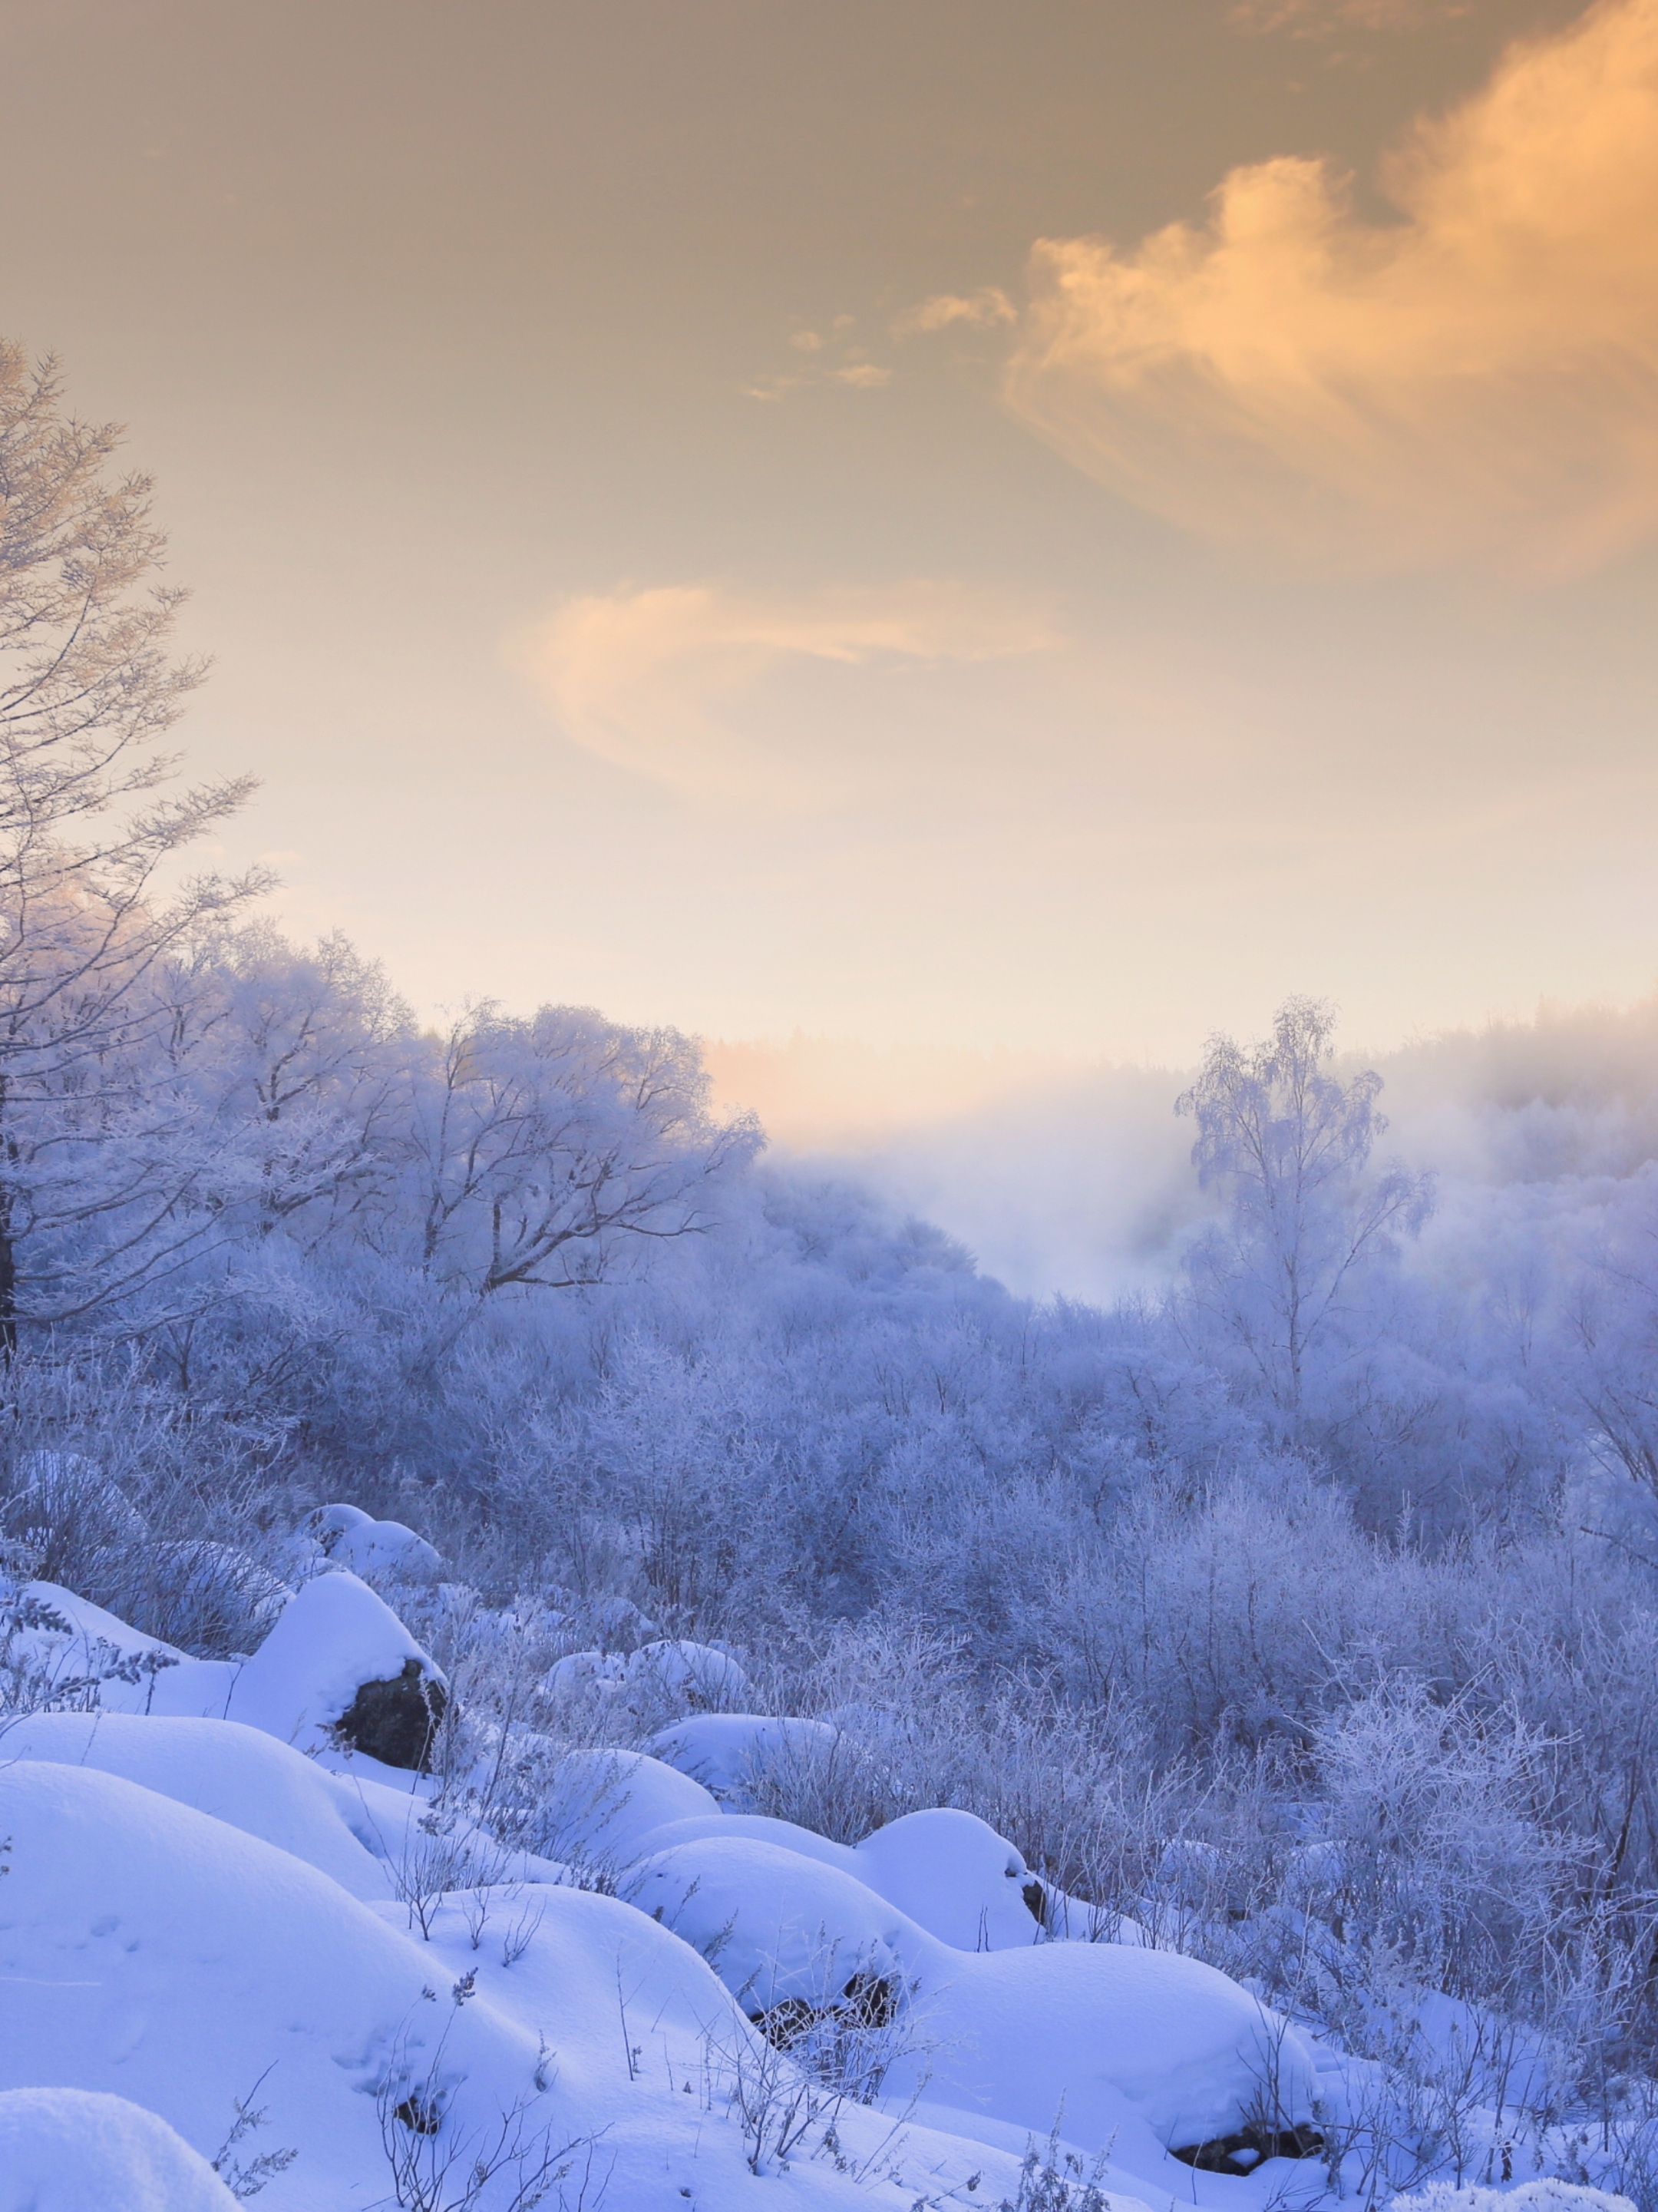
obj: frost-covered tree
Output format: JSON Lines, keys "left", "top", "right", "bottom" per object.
{"left": 157, "top": 924, "right": 413, "bottom": 1245}
{"left": 408, "top": 1004, "right": 761, "bottom": 1299}
{"left": 1177, "top": 997, "right": 1432, "bottom": 1418}
{"left": 0, "top": 342, "right": 264, "bottom": 1344}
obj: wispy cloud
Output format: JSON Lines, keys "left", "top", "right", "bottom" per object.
{"left": 1229, "top": 0, "right": 1475, "bottom": 31}
{"left": 745, "top": 315, "right": 893, "bottom": 400}
{"left": 512, "top": 582, "right": 1055, "bottom": 805}
{"left": 895, "top": 289, "right": 1018, "bottom": 336}
{"left": 1004, "top": 0, "right": 1658, "bottom": 571}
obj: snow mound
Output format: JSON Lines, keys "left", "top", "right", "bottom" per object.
{"left": 309, "top": 1503, "right": 442, "bottom": 1584}
{"left": 14, "top": 1580, "right": 193, "bottom": 1688}
{"left": 0, "top": 1757, "right": 1011, "bottom": 2208}
{"left": 0, "top": 1760, "right": 546, "bottom": 2197}
{"left": 540, "top": 1745, "right": 718, "bottom": 1863}
{"left": 0, "top": 2087, "right": 237, "bottom": 2212}
{"left": 1392, "top": 2190, "right": 1637, "bottom": 2212}
{"left": 629, "top": 1638, "right": 749, "bottom": 1706}
{"left": 627, "top": 1830, "right": 1317, "bottom": 2155}
{"left": 632, "top": 1835, "right": 917, "bottom": 2014}
{"left": 633, "top": 1807, "right": 863, "bottom": 1875}
{"left": 627, "top": 1802, "right": 1049, "bottom": 1952}
{"left": 0, "top": 1711, "right": 396, "bottom": 1900}
{"left": 646, "top": 1711, "right": 838, "bottom": 1802}
{"left": 546, "top": 1639, "right": 749, "bottom": 1718}
{"left": 852, "top": 1805, "right": 1045, "bottom": 1949}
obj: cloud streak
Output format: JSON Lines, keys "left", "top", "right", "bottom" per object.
{"left": 1229, "top": 1, "right": 1475, "bottom": 32}
{"left": 514, "top": 583, "right": 1054, "bottom": 805}
{"left": 1004, "top": 0, "right": 1658, "bottom": 570}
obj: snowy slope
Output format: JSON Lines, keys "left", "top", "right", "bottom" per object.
{"left": 0, "top": 1555, "right": 1336, "bottom": 2209}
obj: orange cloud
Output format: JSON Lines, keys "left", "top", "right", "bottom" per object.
{"left": 512, "top": 583, "right": 1054, "bottom": 805}
{"left": 1004, "top": 0, "right": 1658, "bottom": 571}
{"left": 897, "top": 289, "right": 1018, "bottom": 336}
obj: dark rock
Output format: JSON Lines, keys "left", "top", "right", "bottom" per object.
{"left": 394, "top": 2094, "right": 442, "bottom": 2135}
{"left": 334, "top": 1658, "right": 448, "bottom": 1771}
{"left": 750, "top": 1996, "right": 821, "bottom": 2050}
{"left": 841, "top": 1971, "right": 896, "bottom": 2029}
{"left": 1170, "top": 2124, "right": 1325, "bottom": 2177}
{"left": 1022, "top": 1878, "right": 1049, "bottom": 1926}
{"left": 749, "top": 1972, "right": 897, "bottom": 2050}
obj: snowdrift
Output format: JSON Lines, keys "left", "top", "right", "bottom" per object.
{"left": 0, "top": 1559, "right": 1331, "bottom": 2207}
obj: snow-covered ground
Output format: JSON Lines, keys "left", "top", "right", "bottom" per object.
{"left": 0, "top": 1527, "right": 1636, "bottom": 2212}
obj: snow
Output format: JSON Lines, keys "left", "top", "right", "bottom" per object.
{"left": 1392, "top": 2190, "right": 1637, "bottom": 2212}
{"left": 627, "top": 1830, "right": 1319, "bottom": 2156}
{"left": 0, "top": 1711, "right": 398, "bottom": 1900}
{"left": 632, "top": 1807, "right": 865, "bottom": 1874}
{"left": 310, "top": 1503, "right": 444, "bottom": 1583}
{"left": 0, "top": 1572, "right": 1389, "bottom": 2208}
{"left": 0, "top": 2087, "right": 238, "bottom": 2211}
{"left": 547, "top": 1640, "right": 751, "bottom": 1722}
{"left": 647, "top": 1711, "right": 840, "bottom": 1801}
{"left": 540, "top": 1744, "right": 720, "bottom": 1862}
{"left": 0, "top": 1755, "right": 1033, "bottom": 2209}
{"left": 15, "top": 1580, "right": 185, "bottom": 1680}
{"left": 850, "top": 1804, "right": 1046, "bottom": 1949}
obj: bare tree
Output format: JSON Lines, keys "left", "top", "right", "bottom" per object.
{"left": 1177, "top": 997, "right": 1431, "bottom": 1418}
{"left": 409, "top": 1004, "right": 760, "bottom": 1298}
{"left": 0, "top": 340, "right": 266, "bottom": 1345}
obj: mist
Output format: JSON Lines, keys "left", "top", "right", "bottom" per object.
{"left": 712, "top": 991, "right": 1658, "bottom": 1301}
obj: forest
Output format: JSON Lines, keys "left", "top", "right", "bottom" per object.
{"left": 11, "top": 342, "right": 1658, "bottom": 2207}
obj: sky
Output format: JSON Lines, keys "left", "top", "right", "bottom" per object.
{"left": 3, "top": 0, "right": 1656, "bottom": 1088}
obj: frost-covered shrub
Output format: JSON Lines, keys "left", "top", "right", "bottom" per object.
{"left": 0, "top": 1451, "right": 147, "bottom": 1592}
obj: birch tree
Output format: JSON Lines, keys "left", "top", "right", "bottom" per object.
{"left": 1177, "top": 997, "right": 1432, "bottom": 1418}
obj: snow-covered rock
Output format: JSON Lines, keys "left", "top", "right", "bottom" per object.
{"left": 0, "top": 2087, "right": 238, "bottom": 2212}
{"left": 632, "top": 1835, "right": 915, "bottom": 2014}
{"left": 852, "top": 1805, "right": 1046, "bottom": 1949}
{"left": 15, "top": 1570, "right": 447, "bottom": 1772}
{"left": 628, "top": 1830, "right": 1318, "bottom": 2156}
{"left": 309, "top": 1503, "right": 443, "bottom": 1584}
{"left": 224, "top": 1569, "right": 448, "bottom": 1769}
{"left": 647, "top": 1711, "right": 838, "bottom": 1802}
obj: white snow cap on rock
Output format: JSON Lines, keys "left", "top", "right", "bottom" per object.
{"left": 0, "top": 2088, "right": 238, "bottom": 2212}
{"left": 224, "top": 1568, "right": 444, "bottom": 1755}
{"left": 853, "top": 1805, "right": 1046, "bottom": 1950}
{"left": 309, "top": 1503, "right": 442, "bottom": 1583}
